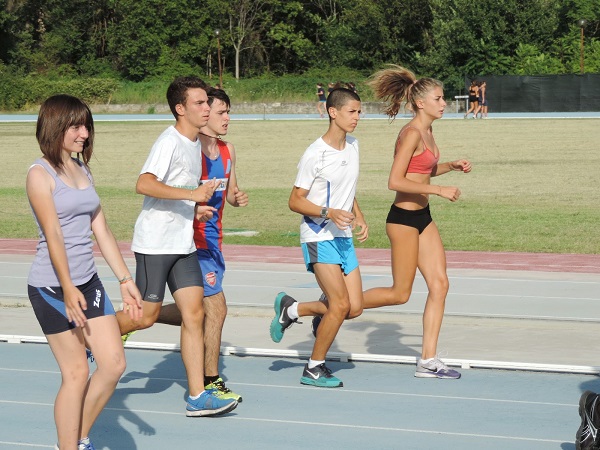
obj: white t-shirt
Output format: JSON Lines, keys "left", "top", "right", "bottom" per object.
{"left": 294, "top": 136, "right": 359, "bottom": 243}
{"left": 131, "top": 126, "right": 201, "bottom": 254}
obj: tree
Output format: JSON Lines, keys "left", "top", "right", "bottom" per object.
{"left": 227, "top": 0, "right": 270, "bottom": 80}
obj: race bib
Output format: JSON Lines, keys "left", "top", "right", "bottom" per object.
{"left": 200, "top": 178, "right": 227, "bottom": 192}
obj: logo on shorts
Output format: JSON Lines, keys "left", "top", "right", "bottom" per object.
{"left": 205, "top": 272, "right": 217, "bottom": 287}
{"left": 94, "top": 289, "right": 101, "bottom": 308}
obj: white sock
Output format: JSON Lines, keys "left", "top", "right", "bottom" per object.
{"left": 189, "top": 391, "right": 207, "bottom": 400}
{"left": 288, "top": 301, "right": 299, "bottom": 319}
{"left": 421, "top": 357, "right": 434, "bottom": 363}
{"left": 308, "top": 359, "right": 325, "bottom": 369}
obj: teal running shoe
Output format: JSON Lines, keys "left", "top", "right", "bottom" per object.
{"left": 300, "top": 363, "right": 343, "bottom": 388}
{"left": 270, "top": 292, "right": 299, "bottom": 343}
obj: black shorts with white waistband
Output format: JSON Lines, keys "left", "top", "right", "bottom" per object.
{"left": 386, "top": 204, "right": 433, "bottom": 234}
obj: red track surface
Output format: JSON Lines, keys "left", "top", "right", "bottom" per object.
{"left": 1, "top": 238, "right": 599, "bottom": 274}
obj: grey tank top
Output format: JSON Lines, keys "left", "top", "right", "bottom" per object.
{"left": 28, "top": 158, "right": 100, "bottom": 287}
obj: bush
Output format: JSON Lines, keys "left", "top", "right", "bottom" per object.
{"left": 0, "top": 73, "right": 120, "bottom": 110}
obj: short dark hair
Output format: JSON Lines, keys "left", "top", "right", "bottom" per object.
{"left": 207, "top": 88, "right": 231, "bottom": 108}
{"left": 36, "top": 94, "right": 94, "bottom": 170}
{"left": 325, "top": 87, "right": 361, "bottom": 113}
{"left": 166, "top": 76, "right": 209, "bottom": 119}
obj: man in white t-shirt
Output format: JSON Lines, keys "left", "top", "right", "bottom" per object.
{"left": 269, "top": 88, "right": 369, "bottom": 388}
{"left": 115, "top": 76, "right": 238, "bottom": 417}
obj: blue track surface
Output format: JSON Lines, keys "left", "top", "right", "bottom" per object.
{"left": 1, "top": 342, "right": 598, "bottom": 449}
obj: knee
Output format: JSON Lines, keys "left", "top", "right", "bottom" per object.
{"left": 136, "top": 313, "right": 159, "bottom": 330}
{"left": 100, "top": 354, "right": 127, "bottom": 382}
{"left": 181, "top": 306, "right": 204, "bottom": 328}
{"left": 329, "top": 298, "right": 350, "bottom": 318}
{"left": 347, "top": 305, "right": 363, "bottom": 320}
{"left": 63, "top": 361, "right": 90, "bottom": 387}
{"left": 389, "top": 286, "right": 411, "bottom": 305}
{"left": 429, "top": 276, "right": 450, "bottom": 297}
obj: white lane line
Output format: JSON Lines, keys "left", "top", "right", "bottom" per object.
{"left": 0, "top": 400, "right": 567, "bottom": 444}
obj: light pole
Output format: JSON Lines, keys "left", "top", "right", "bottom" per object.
{"left": 214, "top": 29, "right": 223, "bottom": 87}
{"left": 577, "top": 19, "right": 587, "bottom": 74}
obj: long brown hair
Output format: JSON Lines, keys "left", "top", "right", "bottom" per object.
{"left": 36, "top": 94, "right": 94, "bottom": 170}
{"left": 368, "top": 65, "right": 443, "bottom": 118}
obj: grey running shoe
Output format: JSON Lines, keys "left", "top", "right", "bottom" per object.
{"left": 300, "top": 363, "right": 343, "bottom": 388}
{"left": 415, "top": 357, "right": 461, "bottom": 379}
{"left": 577, "top": 390, "right": 600, "bottom": 450}
{"left": 270, "top": 292, "right": 299, "bottom": 343}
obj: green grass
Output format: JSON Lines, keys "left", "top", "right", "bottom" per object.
{"left": 2, "top": 118, "right": 599, "bottom": 253}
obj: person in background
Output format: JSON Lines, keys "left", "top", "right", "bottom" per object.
{"left": 464, "top": 79, "right": 479, "bottom": 119}
{"left": 316, "top": 83, "right": 327, "bottom": 118}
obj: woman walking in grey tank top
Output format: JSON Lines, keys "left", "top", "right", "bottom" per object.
{"left": 26, "top": 94, "right": 143, "bottom": 450}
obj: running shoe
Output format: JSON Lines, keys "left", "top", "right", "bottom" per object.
{"left": 576, "top": 391, "right": 600, "bottom": 450}
{"left": 311, "top": 293, "right": 327, "bottom": 338}
{"left": 77, "top": 437, "right": 96, "bottom": 450}
{"left": 300, "top": 363, "right": 343, "bottom": 388}
{"left": 205, "top": 377, "right": 243, "bottom": 403}
{"left": 121, "top": 330, "right": 136, "bottom": 346}
{"left": 186, "top": 390, "right": 238, "bottom": 417}
{"left": 270, "top": 292, "right": 299, "bottom": 343}
{"left": 415, "top": 356, "right": 461, "bottom": 379}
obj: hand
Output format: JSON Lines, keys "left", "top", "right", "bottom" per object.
{"left": 451, "top": 159, "right": 472, "bottom": 173}
{"left": 63, "top": 284, "right": 87, "bottom": 327}
{"left": 192, "top": 178, "right": 217, "bottom": 203}
{"left": 438, "top": 186, "right": 461, "bottom": 202}
{"left": 233, "top": 187, "right": 248, "bottom": 207}
{"left": 120, "top": 280, "right": 143, "bottom": 321}
{"left": 195, "top": 204, "right": 217, "bottom": 222}
{"left": 328, "top": 208, "right": 355, "bottom": 230}
{"left": 352, "top": 215, "right": 369, "bottom": 243}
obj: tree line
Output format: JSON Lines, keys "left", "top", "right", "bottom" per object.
{"left": 1, "top": 0, "right": 599, "bottom": 95}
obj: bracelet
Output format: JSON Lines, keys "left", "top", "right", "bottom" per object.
{"left": 189, "top": 188, "right": 194, "bottom": 201}
{"left": 119, "top": 275, "right": 133, "bottom": 285}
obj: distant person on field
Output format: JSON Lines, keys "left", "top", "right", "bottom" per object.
{"left": 477, "top": 81, "right": 488, "bottom": 119}
{"left": 316, "top": 83, "right": 327, "bottom": 118}
{"left": 153, "top": 87, "right": 248, "bottom": 403}
{"left": 115, "top": 76, "right": 238, "bottom": 417}
{"left": 363, "top": 65, "right": 471, "bottom": 379}
{"left": 27, "top": 94, "right": 143, "bottom": 450}
{"left": 327, "top": 82, "right": 335, "bottom": 96}
{"left": 464, "top": 79, "right": 479, "bottom": 119}
{"left": 269, "top": 88, "right": 369, "bottom": 388}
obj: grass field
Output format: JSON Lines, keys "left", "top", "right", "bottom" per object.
{"left": 1, "top": 117, "right": 599, "bottom": 253}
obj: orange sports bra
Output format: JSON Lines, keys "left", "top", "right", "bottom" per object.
{"left": 397, "top": 126, "right": 440, "bottom": 174}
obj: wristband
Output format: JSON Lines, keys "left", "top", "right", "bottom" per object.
{"left": 119, "top": 275, "right": 133, "bottom": 285}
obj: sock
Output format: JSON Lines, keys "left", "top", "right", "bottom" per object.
{"left": 204, "top": 375, "right": 219, "bottom": 386}
{"left": 308, "top": 359, "right": 325, "bottom": 369}
{"left": 421, "top": 357, "right": 433, "bottom": 363}
{"left": 189, "top": 391, "right": 207, "bottom": 400}
{"left": 288, "top": 301, "right": 299, "bottom": 320}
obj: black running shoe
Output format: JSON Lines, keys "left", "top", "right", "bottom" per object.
{"left": 269, "top": 292, "right": 299, "bottom": 343}
{"left": 311, "top": 292, "right": 327, "bottom": 338}
{"left": 577, "top": 391, "right": 600, "bottom": 450}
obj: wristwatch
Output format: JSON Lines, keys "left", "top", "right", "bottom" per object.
{"left": 320, "top": 207, "right": 329, "bottom": 219}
